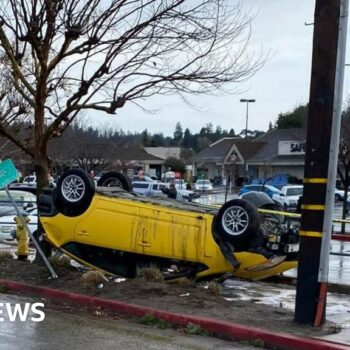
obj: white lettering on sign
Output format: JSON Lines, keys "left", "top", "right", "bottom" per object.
{"left": 0, "top": 303, "right": 45, "bottom": 322}
{"left": 278, "top": 141, "right": 306, "bottom": 155}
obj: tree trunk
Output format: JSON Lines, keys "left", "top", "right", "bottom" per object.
{"left": 34, "top": 148, "right": 49, "bottom": 195}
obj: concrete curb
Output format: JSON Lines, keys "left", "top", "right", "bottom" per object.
{"left": 0, "top": 279, "right": 347, "bottom": 350}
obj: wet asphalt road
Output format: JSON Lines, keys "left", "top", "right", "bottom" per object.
{"left": 0, "top": 294, "right": 260, "bottom": 350}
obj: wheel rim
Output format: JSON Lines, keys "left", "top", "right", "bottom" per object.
{"left": 103, "top": 177, "right": 122, "bottom": 187}
{"left": 222, "top": 206, "right": 249, "bottom": 236}
{"left": 61, "top": 175, "right": 86, "bottom": 202}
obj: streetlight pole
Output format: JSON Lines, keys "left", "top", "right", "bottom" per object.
{"left": 240, "top": 99, "right": 255, "bottom": 142}
{"left": 240, "top": 99, "right": 255, "bottom": 181}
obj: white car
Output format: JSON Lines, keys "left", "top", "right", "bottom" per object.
{"left": 132, "top": 181, "right": 167, "bottom": 197}
{"left": 0, "top": 190, "right": 36, "bottom": 215}
{"left": 334, "top": 188, "right": 348, "bottom": 201}
{"left": 173, "top": 179, "right": 187, "bottom": 190}
{"left": 0, "top": 209, "right": 38, "bottom": 243}
{"left": 272, "top": 185, "right": 303, "bottom": 211}
{"left": 22, "top": 174, "right": 56, "bottom": 187}
{"left": 195, "top": 179, "right": 213, "bottom": 192}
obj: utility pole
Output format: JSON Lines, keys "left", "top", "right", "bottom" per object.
{"left": 295, "top": 0, "right": 343, "bottom": 324}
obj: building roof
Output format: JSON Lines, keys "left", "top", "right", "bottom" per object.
{"left": 248, "top": 128, "right": 306, "bottom": 164}
{"left": 192, "top": 137, "right": 265, "bottom": 163}
{"left": 144, "top": 147, "right": 181, "bottom": 160}
{"left": 116, "top": 147, "right": 163, "bottom": 161}
{"left": 115, "top": 147, "right": 182, "bottom": 162}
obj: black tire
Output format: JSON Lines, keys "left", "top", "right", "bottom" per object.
{"left": 215, "top": 199, "right": 260, "bottom": 243}
{"left": 97, "top": 171, "right": 132, "bottom": 192}
{"left": 55, "top": 169, "right": 95, "bottom": 217}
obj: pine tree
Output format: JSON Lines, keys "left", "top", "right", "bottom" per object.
{"left": 173, "top": 122, "right": 183, "bottom": 145}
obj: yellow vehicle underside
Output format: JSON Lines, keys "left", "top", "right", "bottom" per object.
{"left": 40, "top": 192, "right": 297, "bottom": 280}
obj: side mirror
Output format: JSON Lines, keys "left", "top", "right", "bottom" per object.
{"left": 23, "top": 202, "right": 35, "bottom": 210}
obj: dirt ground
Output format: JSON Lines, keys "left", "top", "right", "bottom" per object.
{"left": 0, "top": 258, "right": 339, "bottom": 338}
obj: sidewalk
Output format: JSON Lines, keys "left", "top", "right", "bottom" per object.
{"left": 0, "top": 278, "right": 349, "bottom": 350}
{"left": 222, "top": 279, "right": 350, "bottom": 347}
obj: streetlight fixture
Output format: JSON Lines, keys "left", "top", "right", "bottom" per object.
{"left": 240, "top": 99, "right": 256, "bottom": 142}
{"left": 240, "top": 98, "right": 255, "bottom": 181}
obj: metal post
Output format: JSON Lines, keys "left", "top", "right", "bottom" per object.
{"left": 5, "top": 187, "right": 58, "bottom": 279}
{"left": 314, "top": 0, "right": 349, "bottom": 327}
{"left": 240, "top": 99, "right": 255, "bottom": 182}
{"left": 245, "top": 102, "right": 249, "bottom": 143}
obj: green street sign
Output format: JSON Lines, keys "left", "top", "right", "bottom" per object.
{"left": 0, "top": 159, "right": 18, "bottom": 189}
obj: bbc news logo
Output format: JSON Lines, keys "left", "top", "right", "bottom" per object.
{"left": 0, "top": 303, "right": 45, "bottom": 322}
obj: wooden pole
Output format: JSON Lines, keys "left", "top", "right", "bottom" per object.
{"left": 294, "top": 0, "right": 341, "bottom": 324}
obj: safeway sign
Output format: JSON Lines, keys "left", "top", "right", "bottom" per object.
{"left": 0, "top": 159, "right": 18, "bottom": 189}
{"left": 278, "top": 141, "right": 306, "bottom": 156}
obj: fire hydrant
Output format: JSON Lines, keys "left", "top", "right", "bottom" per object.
{"left": 15, "top": 214, "right": 30, "bottom": 261}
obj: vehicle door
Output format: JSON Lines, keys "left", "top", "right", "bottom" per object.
{"left": 134, "top": 205, "right": 207, "bottom": 262}
{"left": 75, "top": 196, "right": 140, "bottom": 252}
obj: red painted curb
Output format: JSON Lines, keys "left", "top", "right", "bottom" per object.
{"left": 0, "top": 279, "right": 347, "bottom": 350}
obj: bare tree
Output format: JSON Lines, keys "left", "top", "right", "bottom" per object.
{"left": 0, "top": 0, "right": 263, "bottom": 194}
{"left": 0, "top": 137, "right": 24, "bottom": 160}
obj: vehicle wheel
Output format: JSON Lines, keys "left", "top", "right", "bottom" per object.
{"left": 215, "top": 199, "right": 260, "bottom": 243}
{"left": 55, "top": 169, "right": 95, "bottom": 217}
{"left": 335, "top": 194, "right": 342, "bottom": 201}
{"left": 97, "top": 171, "right": 132, "bottom": 192}
{"left": 283, "top": 203, "right": 288, "bottom": 212}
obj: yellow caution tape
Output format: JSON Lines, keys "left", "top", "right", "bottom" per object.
{"left": 206, "top": 204, "right": 350, "bottom": 224}
{"left": 257, "top": 208, "right": 350, "bottom": 224}
{"left": 258, "top": 208, "right": 301, "bottom": 218}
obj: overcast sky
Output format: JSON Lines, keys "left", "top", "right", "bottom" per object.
{"left": 90, "top": 1, "right": 349, "bottom": 136}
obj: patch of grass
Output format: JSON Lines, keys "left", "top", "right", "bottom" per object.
{"left": 0, "top": 251, "right": 13, "bottom": 261}
{"left": 137, "top": 265, "right": 164, "bottom": 282}
{"left": 81, "top": 270, "right": 107, "bottom": 288}
{"left": 249, "top": 339, "right": 265, "bottom": 349}
{"left": 0, "top": 285, "right": 8, "bottom": 293}
{"left": 185, "top": 323, "right": 209, "bottom": 336}
{"left": 206, "top": 281, "right": 221, "bottom": 296}
{"left": 137, "top": 314, "right": 169, "bottom": 329}
{"left": 48, "top": 255, "right": 71, "bottom": 268}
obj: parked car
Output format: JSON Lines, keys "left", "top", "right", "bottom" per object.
{"left": 22, "top": 174, "right": 56, "bottom": 187}
{"left": 0, "top": 208, "right": 38, "bottom": 243}
{"left": 194, "top": 179, "right": 213, "bottom": 192}
{"left": 132, "top": 181, "right": 168, "bottom": 197}
{"left": 239, "top": 184, "right": 281, "bottom": 199}
{"left": 272, "top": 185, "right": 303, "bottom": 211}
{"left": 38, "top": 169, "right": 299, "bottom": 281}
{"left": 132, "top": 181, "right": 199, "bottom": 202}
{"left": 334, "top": 188, "right": 349, "bottom": 201}
{"left": 7, "top": 183, "right": 37, "bottom": 195}
{"left": 0, "top": 190, "right": 37, "bottom": 215}
{"left": 173, "top": 179, "right": 187, "bottom": 189}
{"left": 23, "top": 175, "right": 36, "bottom": 185}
